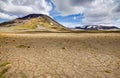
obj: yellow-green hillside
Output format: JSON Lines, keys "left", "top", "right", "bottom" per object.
{"left": 0, "top": 14, "right": 68, "bottom": 32}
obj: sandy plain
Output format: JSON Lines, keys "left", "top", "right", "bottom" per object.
{"left": 0, "top": 33, "right": 120, "bottom": 78}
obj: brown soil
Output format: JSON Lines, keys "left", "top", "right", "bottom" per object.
{"left": 0, "top": 33, "right": 120, "bottom": 78}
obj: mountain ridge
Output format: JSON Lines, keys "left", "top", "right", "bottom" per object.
{"left": 0, "top": 14, "right": 120, "bottom": 32}
{"left": 75, "top": 25, "right": 119, "bottom": 30}
{"left": 0, "top": 14, "right": 68, "bottom": 32}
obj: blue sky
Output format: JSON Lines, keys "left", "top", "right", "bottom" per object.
{"left": 0, "top": 0, "right": 120, "bottom": 28}
{"left": 50, "top": 9, "right": 84, "bottom": 27}
{"left": 49, "top": 0, "right": 84, "bottom": 27}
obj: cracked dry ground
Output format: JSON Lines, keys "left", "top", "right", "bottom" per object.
{"left": 0, "top": 33, "right": 120, "bottom": 78}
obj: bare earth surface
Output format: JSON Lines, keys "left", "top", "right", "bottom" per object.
{"left": 0, "top": 33, "right": 120, "bottom": 78}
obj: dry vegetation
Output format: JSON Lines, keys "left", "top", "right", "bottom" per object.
{"left": 0, "top": 33, "right": 120, "bottom": 78}
{"left": 0, "top": 62, "right": 11, "bottom": 78}
{"left": 3, "top": 17, "right": 67, "bottom": 32}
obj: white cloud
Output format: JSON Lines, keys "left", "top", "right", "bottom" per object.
{"left": 0, "top": 0, "right": 52, "bottom": 19}
{"left": 1, "top": 0, "right": 120, "bottom": 27}
{"left": 51, "top": 0, "right": 84, "bottom": 16}
{"left": 51, "top": 0, "right": 120, "bottom": 26}
{"left": 0, "top": 12, "right": 17, "bottom": 19}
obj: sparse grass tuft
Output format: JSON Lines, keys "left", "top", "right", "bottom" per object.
{"left": 0, "top": 67, "right": 10, "bottom": 78}
{"left": 0, "top": 75, "right": 5, "bottom": 78}
{"left": 0, "top": 62, "right": 10, "bottom": 67}
{"left": 0, "top": 68, "right": 9, "bottom": 75}
{"left": 104, "top": 70, "right": 111, "bottom": 73}
{"left": 16, "top": 45, "right": 30, "bottom": 48}
{"left": 0, "top": 62, "right": 11, "bottom": 78}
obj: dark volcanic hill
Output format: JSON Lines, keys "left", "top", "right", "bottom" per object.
{"left": 0, "top": 14, "right": 68, "bottom": 32}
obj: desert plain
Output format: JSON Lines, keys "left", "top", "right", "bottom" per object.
{"left": 0, "top": 32, "right": 120, "bottom": 78}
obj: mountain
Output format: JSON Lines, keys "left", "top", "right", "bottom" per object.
{"left": 75, "top": 25, "right": 119, "bottom": 30}
{"left": 0, "top": 14, "right": 68, "bottom": 32}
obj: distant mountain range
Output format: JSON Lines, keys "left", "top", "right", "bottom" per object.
{"left": 0, "top": 14, "right": 119, "bottom": 32}
{"left": 75, "top": 25, "right": 119, "bottom": 30}
{"left": 0, "top": 14, "right": 68, "bottom": 32}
